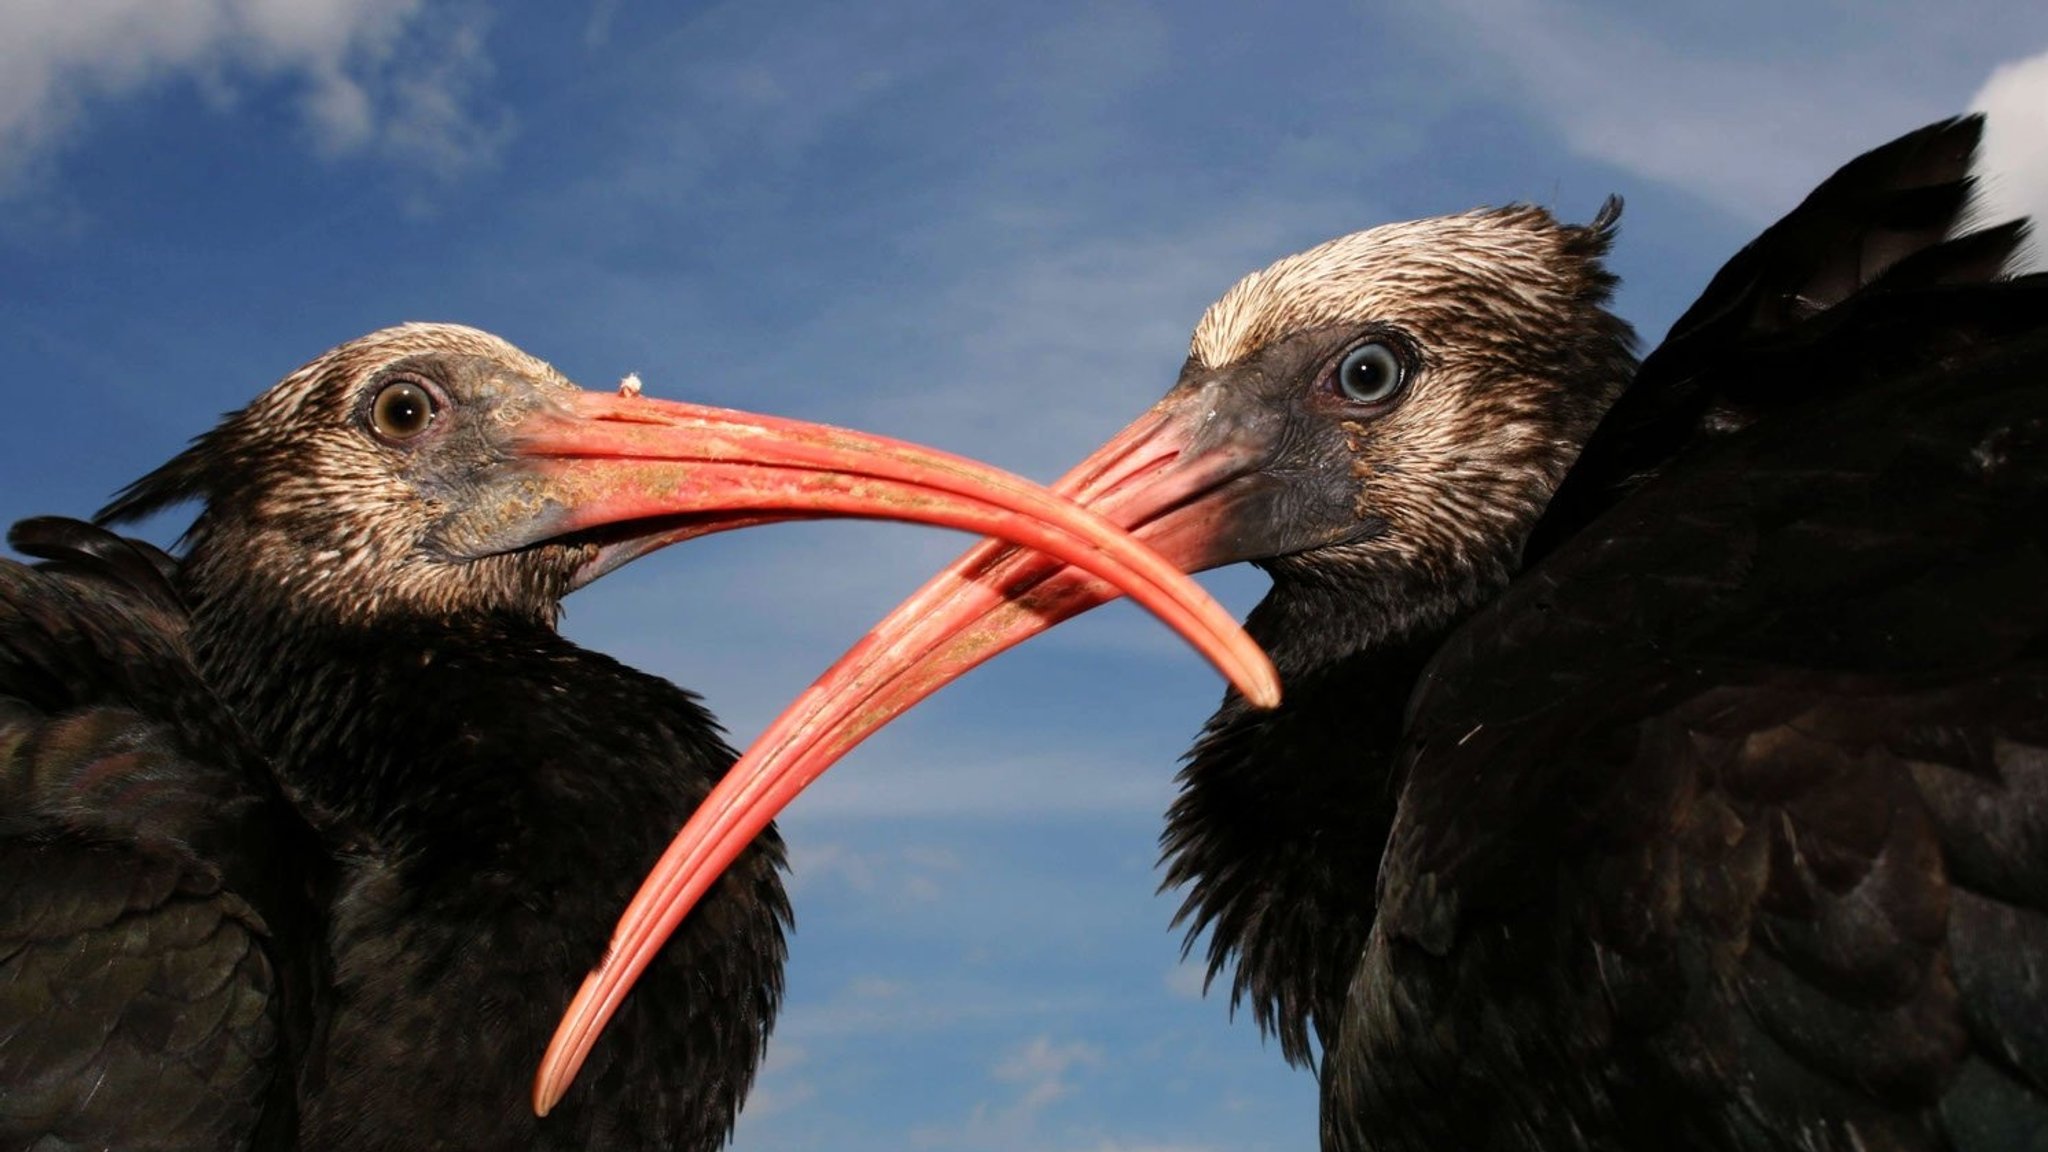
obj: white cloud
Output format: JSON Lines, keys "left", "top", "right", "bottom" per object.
{"left": 1400, "top": 0, "right": 2046, "bottom": 224}
{"left": 786, "top": 840, "right": 962, "bottom": 901}
{"left": 1970, "top": 49, "right": 2048, "bottom": 271}
{"left": 891, "top": 1032, "right": 1245, "bottom": 1152}
{"left": 993, "top": 1035, "right": 1104, "bottom": 1116}
{"left": 786, "top": 841, "right": 885, "bottom": 895}
{"left": 0, "top": 0, "right": 509, "bottom": 189}
{"left": 372, "top": 11, "right": 508, "bottom": 173}
{"left": 904, "top": 1035, "right": 1107, "bottom": 1150}
{"left": 846, "top": 975, "right": 910, "bottom": 1002}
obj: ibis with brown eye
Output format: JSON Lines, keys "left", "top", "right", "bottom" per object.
{"left": 547, "top": 115, "right": 2048, "bottom": 1151}
{"left": 369, "top": 377, "right": 437, "bottom": 439}
{"left": 0, "top": 321, "right": 1273, "bottom": 1151}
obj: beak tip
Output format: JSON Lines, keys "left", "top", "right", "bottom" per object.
{"left": 1234, "top": 649, "right": 1282, "bottom": 711}
{"left": 533, "top": 1075, "right": 564, "bottom": 1118}
{"left": 1248, "top": 673, "right": 1283, "bottom": 711}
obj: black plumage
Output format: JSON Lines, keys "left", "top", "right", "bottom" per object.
{"left": 655, "top": 115, "right": 2048, "bottom": 1150}
{"left": 1, "top": 520, "right": 323, "bottom": 1150}
{"left": 2, "top": 328, "right": 789, "bottom": 1151}
{"left": 1164, "top": 117, "right": 2048, "bottom": 1149}
{"left": 0, "top": 321, "right": 1262, "bottom": 1150}
{"left": 2, "top": 517, "right": 786, "bottom": 1151}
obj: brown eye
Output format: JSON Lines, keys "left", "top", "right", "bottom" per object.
{"left": 371, "top": 380, "right": 437, "bottom": 440}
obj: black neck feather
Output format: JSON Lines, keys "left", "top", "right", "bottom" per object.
{"left": 174, "top": 542, "right": 789, "bottom": 1150}
{"left": 1161, "top": 561, "right": 1489, "bottom": 1067}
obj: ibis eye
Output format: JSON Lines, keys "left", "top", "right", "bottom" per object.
{"left": 370, "top": 380, "right": 437, "bottom": 441}
{"left": 1334, "top": 341, "right": 1406, "bottom": 405}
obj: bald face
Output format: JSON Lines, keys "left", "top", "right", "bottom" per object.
{"left": 106, "top": 323, "right": 598, "bottom": 624}
{"left": 1169, "top": 204, "right": 1638, "bottom": 594}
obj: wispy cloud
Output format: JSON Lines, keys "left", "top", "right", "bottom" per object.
{"left": 848, "top": 209, "right": 1330, "bottom": 477}
{"left": 904, "top": 1035, "right": 1105, "bottom": 1150}
{"left": 8, "top": 7, "right": 2031, "bottom": 1152}
{"left": 1395, "top": 0, "right": 2048, "bottom": 222}
{"left": 893, "top": 1030, "right": 1263, "bottom": 1152}
{"left": 0, "top": 0, "right": 509, "bottom": 190}
{"left": 993, "top": 1035, "right": 1105, "bottom": 1116}
{"left": 786, "top": 840, "right": 961, "bottom": 903}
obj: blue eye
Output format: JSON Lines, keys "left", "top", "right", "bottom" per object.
{"left": 1335, "top": 342, "right": 1406, "bottom": 405}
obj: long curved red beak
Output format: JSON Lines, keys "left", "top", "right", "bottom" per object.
{"left": 535, "top": 384, "right": 1274, "bottom": 1114}
{"left": 456, "top": 389, "right": 1270, "bottom": 698}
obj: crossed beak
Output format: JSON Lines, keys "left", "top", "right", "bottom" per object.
{"left": 534, "top": 383, "right": 1282, "bottom": 1113}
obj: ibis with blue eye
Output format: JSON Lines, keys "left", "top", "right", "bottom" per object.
{"left": 1333, "top": 340, "right": 1408, "bottom": 405}
{"left": 548, "top": 115, "right": 2048, "bottom": 1151}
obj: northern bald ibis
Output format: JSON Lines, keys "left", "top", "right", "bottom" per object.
{"left": 545, "top": 116, "right": 2048, "bottom": 1150}
{"left": 0, "top": 322, "right": 1274, "bottom": 1151}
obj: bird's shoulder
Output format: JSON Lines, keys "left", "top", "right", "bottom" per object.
{"left": 0, "top": 518, "right": 322, "bottom": 1152}
{"left": 1388, "top": 269, "right": 2048, "bottom": 882}
{"left": 1530, "top": 113, "right": 2029, "bottom": 559}
{"left": 1350, "top": 283, "right": 2048, "bottom": 1149}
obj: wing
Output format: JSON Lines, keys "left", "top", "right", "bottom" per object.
{"left": 0, "top": 520, "right": 323, "bottom": 1152}
{"left": 1332, "top": 272, "right": 2048, "bottom": 1151}
{"left": 1529, "top": 113, "right": 2030, "bottom": 563}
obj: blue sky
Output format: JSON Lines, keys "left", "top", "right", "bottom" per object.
{"left": 4, "top": 3, "right": 2046, "bottom": 1149}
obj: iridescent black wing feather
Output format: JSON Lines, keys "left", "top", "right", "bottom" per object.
{"left": 1529, "top": 114, "right": 2030, "bottom": 561}
{"left": 0, "top": 519, "right": 323, "bottom": 1152}
{"left": 1343, "top": 222, "right": 2048, "bottom": 1151}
